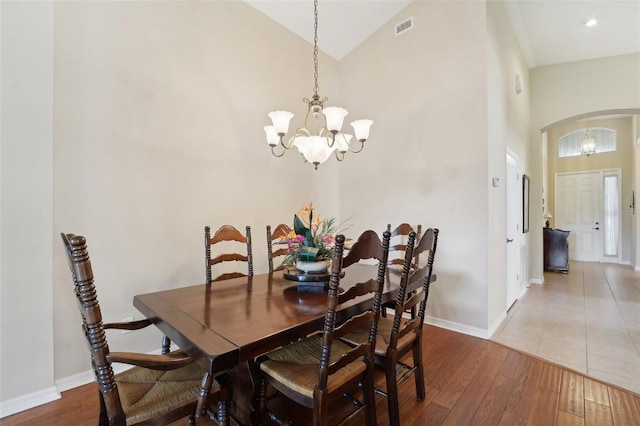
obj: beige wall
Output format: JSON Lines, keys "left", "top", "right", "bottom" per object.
{"left": 546, "top": 116, "right": 634, "bottom": 262}
{"left": 339, "top": 0, "right": 492, "bottom": 333}
{"left": 51, "top": 0, "right": 344, "bottom": 382}
{"left": 486, "top": 0, "right": 531, "bottom": 332}
{"left": 0, "top": 0, "right": 57, "bottom": 408}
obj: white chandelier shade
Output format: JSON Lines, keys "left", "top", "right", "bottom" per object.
{"left": 293, "top": 136, "right": 337, "bottom": 165}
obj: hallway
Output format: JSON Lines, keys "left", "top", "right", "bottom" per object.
{"left": 493, "top": 261, "right": 640, "bottom": 394}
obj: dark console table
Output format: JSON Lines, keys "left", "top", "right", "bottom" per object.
{"left": 543, "top": 227, "right": 570, "bottom": 273}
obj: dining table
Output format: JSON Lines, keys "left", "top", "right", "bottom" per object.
{"left": 133, "top": 264, "right": 435, "bottom": 425}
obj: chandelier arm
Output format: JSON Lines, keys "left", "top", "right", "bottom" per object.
{"left": 281, "top": 134, "right": 297, "bottom": 150}
{"left": 349, "top": 140, "right": 366, "bottom": 153}
{"left": 293, "top": 127, "right": 312, "bottom": 138}
{"left": 327, "top": 132, "right": 336, "bottom": 148}
{"left": 335, "top": 151, "right": 345, "bottom": 162}
{"left": 270, "top": 145, "right": 287, "bottom": 158}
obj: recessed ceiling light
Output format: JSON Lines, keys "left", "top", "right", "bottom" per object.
{"left": 584, "top": 18, "right": 598, "bottom": 27}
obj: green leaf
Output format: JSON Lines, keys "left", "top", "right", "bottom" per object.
{"left": 299, "top": 246, "right": 320, "bottom": 261}
{"left": 293, "top": 214, "right": 307, "bottom": 236}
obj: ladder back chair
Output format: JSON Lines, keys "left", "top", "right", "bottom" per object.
{"left": 341, "top": 228, "right": 439, "bottom": 426}
{"left": 382, "top": 223, "right": 422, "bottom": 317}
{"left": 256, "top": 229, "right": 391, "bottom": 426}
{"left": 387, "top": 223, "right": 422, "bottom": 269}
{"left": 266, "top": 223, "right": 292, "bottom": 272}
{"left": 205, "top": 225, "right": 253, "bottom": 284}
{"left": 60, "top": 232, "right": 233, "bottom": 426}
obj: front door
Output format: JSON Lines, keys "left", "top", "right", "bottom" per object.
{"left": 555, "top": 172, "right": 602, "bottom": 262}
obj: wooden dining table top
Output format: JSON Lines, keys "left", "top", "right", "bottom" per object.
{"left": 133, "top": 264, "right": 435, "bottom": 377}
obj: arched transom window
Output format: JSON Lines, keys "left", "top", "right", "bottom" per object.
{"left": 557, "top": 127, "right": 616, "bottom": 158}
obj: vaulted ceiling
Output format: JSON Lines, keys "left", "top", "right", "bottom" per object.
{"left": 245, "top": 0, "right": 640, "bottom": 67}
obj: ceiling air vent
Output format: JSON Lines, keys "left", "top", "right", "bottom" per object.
{"left": 395, "top": 17, "right": 413, "bottom": 36}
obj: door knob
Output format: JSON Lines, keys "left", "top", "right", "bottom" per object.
{"left": 507, "top": 238, "right": 514, "bottom": 243}
{"left": 593, "top": 227, "right": 599, "bottom": 230}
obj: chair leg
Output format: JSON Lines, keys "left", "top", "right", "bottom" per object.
{"left": 257, "top": 376, "right": 268, "bottom": 425}
{"left": 98, "top": 392, "right": 109, "bottom": 426}
{"left": 196, "top": 373, "right": 214, "bottom": 417}
{"left": 216, "top": 373, "right": 232, "bottom": 426}
{"left": 385, "top": 357, "right": 401, "bottom": 426}
{"left": 312, "top": 389, "right": 329, "bottom": 426}
{"left": 362, "top": 363, "right": 378, "bottom": 426}
{"left": 161, "top": 335, "right": 171, "bottom": 354}
{"left": 413, "top": 339, "right": 425, "bottom": 401}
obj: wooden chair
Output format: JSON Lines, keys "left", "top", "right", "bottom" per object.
{"left": 341, "top": 228, "right": 439, "bottom": 426}
{"left": 60, "top": 232, "right": 232, "bottom": 426}
{"left": 266, "top": 223, "right": 292, "bottom": 272}
{"left": 382, "top": 223, "right": 422, "bottom": 318}
{"left": 387, "top": 223, "right": 422, "bottom": 269}
{"left": 256, "top": 229, "right": 391, "bottom": 426}
{"left": 205, "top": 225, "right": 253, "bottom": 284}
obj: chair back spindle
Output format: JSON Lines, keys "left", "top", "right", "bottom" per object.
{"left": 266, "top": 224, "right": 292, "bottom": 272}
{"left": 205, "top": 224, "right": 253, "bottom": 283}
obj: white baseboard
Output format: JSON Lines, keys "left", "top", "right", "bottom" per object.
{"left": 424, "top": 315, "right": 490, "bottom": 339}
{"left": 488, "top": 312, "right": 507, "bottom": 338}
{"left": 1, "top": 345, "right": 177, "bottom": 418}
{"left": 0, "top": 386, "right": 60, "bottom": 418}
{"left": 529, "top": 277, "right": 543, "bottom": 285}
{"left": 55, "top": 370, "right": 97, "bottom": 393}
{"left": 518, "top": 283, "right": 530, "bottom": 299}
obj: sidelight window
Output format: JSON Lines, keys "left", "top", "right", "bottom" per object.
{"left": 603, "top": 175, "right": 620, "bottom": 256}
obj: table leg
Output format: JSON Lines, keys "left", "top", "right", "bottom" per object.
{"left": 230, "top": 361, "right": 262, "bottom": 425}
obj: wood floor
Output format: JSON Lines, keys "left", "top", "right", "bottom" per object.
{"left": 3, "top": 325, "right": 639, "bottom": 425}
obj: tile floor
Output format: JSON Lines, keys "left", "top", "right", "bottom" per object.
{"left": 492, "top": 261, "right": 640, "bottom": 395}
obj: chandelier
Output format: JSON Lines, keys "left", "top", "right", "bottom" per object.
{"left": 263, "top": 0, "right": 372, "bottom": 170}
{"left": 581, "top": 120, "right": 596, "bottom": 156}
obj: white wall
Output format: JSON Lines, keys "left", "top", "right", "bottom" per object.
{"left": 0, "top": 0, "right": 58, "bottom": 414}
{"left": 530, "top": 53, "right": 640, "bottom": 280}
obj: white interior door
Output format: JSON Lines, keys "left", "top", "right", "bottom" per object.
{"left": 505, "top": 151, "right": 519, "bottom": 310}
{"left": 556, "top": 172, "right": 602, "bottom": 262}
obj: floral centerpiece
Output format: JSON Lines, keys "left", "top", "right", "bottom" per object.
{"left": 281, "top": 202, "right": 338, "bottom": 272}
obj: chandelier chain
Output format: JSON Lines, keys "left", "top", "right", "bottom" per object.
{"left": 313, "top": 0, "right": 319, "bottom": 97}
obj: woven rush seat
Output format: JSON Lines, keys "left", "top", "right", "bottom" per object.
{"left": 118, "top": 360, "right": 205, "bottom": 425}
{"left": 259, "top": 334, "right": 366, "bottom": 399}
{"left": 341, "top": 316, "right": 417, "bottom": 357}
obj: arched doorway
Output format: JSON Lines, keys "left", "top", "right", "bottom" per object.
{"left": 540, "top": 108, "right": 640, "bottom": 267}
